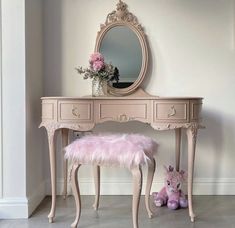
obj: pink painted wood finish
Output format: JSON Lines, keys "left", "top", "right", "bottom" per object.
{"left": 39, "top": 89, "right": 203, "bottom": 223}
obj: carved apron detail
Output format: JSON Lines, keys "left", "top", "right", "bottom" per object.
{"left": 186, "top": 122, "right": 199, "bottom": 143}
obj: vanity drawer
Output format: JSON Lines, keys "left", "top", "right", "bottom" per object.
{"left": 58, "top": 101, "right": 93, "bottom": 122}
{"left": 95, "top": 100, "right": 150, "bottom": 123}
{"left": 42, "top": 101, "right": 56, "bottom": 121}
{"left": 153, "top": 101, "right": 189, "bottom": 123}
{"left": 190, "top": 100, "right": 202, "bottom": 121}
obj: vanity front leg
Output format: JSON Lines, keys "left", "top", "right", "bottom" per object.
{"left": 62, "top": 129, "right": 69, "bottom": 199}
{"left": 46, "top": 128, "right": 57, "bottom": 223}
{"left": 186, "top": 124, "right": 198, "bottom": 222}
{"left": 175, "top": 128, "right": 181, "bottom": 171}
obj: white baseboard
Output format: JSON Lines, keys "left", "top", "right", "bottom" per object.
{"left": 0, "top": 197, "right": 29, "bottom": 219}
{"left": 192, "top": 178, "right": 235, "bottom": 195}
{"left": 1, "top": 177, "right": 234, "bottom": 219}
{"left": 0, "top": 181, "right": 46, "bottom": 219}
{"left": 45, "top": 177, "right": 235, "bottom": 196}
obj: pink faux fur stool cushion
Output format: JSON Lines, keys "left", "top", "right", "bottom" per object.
{"left": 65, "top": 134, "right": 157, "bottom": 168}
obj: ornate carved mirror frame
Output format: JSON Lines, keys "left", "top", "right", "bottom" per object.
{"left": 95, "top": 0, "right": 149, "bottom": 96}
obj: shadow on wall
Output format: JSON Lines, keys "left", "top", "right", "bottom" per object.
{"left": 201, "top": 108, "right": 223, "bottom": 187}
{"left": 93, "top": 121, "right": 154, "bottom": 135}
{"left": 43, "top": 0, "right": 63, "bottom": 96}
{"left": 181, "top": 107, "right": 235, "bottom": 194}
{"left": 43, "top": 0, "right": 64, "bottom": 189}
{"left": 201, "top": 109, "right": 224, "bottom": 183}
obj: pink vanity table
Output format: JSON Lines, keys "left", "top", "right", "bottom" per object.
{"left": 40, "top": 0, "right": 204, "bottom": 225}
{"left": 40, "top": 89, "right": 203, "bottom": 223}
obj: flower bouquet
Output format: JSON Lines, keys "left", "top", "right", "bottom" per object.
{"left": 76, "top": 52, "right": 119, "bottom": 96}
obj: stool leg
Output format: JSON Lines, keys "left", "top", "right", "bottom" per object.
{"left": 71, "top": 162, "right": 81, "bottom": 228}
{"left": 145, "top": 158, "right": 156, "bottom": 218}
{"left": 131, "top": 166, "right": 143, "bottom": 228}
{"left": 93, "top": 165, "right": 100, "bottom": 210}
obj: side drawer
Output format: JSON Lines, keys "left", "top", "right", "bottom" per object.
{"left": 58, "top": 100, "right": 93, "bottom": 122}
{"left": 153, "top": 100, "right": 189, "bottom": 123}
{"left": 95, "top": 100, "right": 150, "bottom": 123}
{"left": 190, "top": 100, "right": 202, "bottom": 121}
{"left": 42, "top": 100, "right": 57, "bottom": 121}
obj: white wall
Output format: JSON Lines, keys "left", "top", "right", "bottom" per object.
{"left": 0, "top": 0, "right": 44, "bottom": 218}
{"left": 0, "top": 0, "right": 3, "bottom": 199}
{"left": 1, "top": 0, "right": 27, "bottom": 217}
{"left": 43, "top": 0, "right": 235, "bottom": 195}
{"left": 25, "top": 0, "right": 44, "bottom": 215}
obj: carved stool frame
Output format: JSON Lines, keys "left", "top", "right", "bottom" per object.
{"left": 70, "top": 158, "right": 156, "bottom": 228}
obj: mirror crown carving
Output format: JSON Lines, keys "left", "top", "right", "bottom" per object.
{"left": 100, "top": 0, "right": 144, "bottom": 32}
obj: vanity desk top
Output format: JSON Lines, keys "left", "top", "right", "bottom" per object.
{"left": 40, "top": 94, "right": 203, "bottom": 132}
{"left": 41, "top": 96, "right": 203, "bottom": 100}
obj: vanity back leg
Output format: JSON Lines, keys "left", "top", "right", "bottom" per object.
{"left": 175, "top": 128, "right": 182, "bottom": 171}
{"left": 93, "top": 165, "right": 100, "bottom": 210}
{"left": 62, "top": 129, "right": 69, "bottom": 199}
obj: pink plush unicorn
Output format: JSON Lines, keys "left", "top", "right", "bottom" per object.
{"left": 153, "top": 165, "right": 188, "bottom": 210}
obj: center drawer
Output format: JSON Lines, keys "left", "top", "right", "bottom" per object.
{"left": 95, "top": 100, "right": 150, "bottom": 123}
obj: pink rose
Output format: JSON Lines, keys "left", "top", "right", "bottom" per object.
{"left": 89, "top": 52, "right": 104, "bottom": 64}
{"left": 92, "top": 60, "right": 104, "bottom": 71}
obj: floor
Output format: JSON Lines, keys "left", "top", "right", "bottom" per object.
{"left": 0, "top": 196, "right": 235, "bottom": 228}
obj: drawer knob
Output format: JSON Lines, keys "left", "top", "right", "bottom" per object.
{"left": 168, "top": 106, "right": 176, "bottom": 117}
{"left": 72, "top": 107, "right": 80, "bottom": 118}
{"left": 118, "top": 114, "right": 128, "bottom": 122}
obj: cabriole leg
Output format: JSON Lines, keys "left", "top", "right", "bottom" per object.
{"left": 186, "top": 124, "right": 198, "bottom": 222}
{"left": 46, "top": 128, "right": 57, "bottom": 223}
{"left": 131, "top": 166, "right": 143, "bottom": 228}
{"left": 145, "top": 158, "right": 156, "bottom": 218}
{"left": 71, "top": 162, "right": 81, "bottom": 228}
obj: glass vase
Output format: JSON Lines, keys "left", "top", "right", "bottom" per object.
{"left": 92, "top": 77, "right": 107, "bottom": 97}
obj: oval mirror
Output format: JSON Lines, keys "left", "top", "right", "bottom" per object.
{"left": 99, "top": 26, "right": 142, "bottom": 89}
{"left": 95, "top": 0, "right": 148, "bottom": 96}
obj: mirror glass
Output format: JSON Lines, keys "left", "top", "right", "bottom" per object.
{"left": 99, "top": 26, "right": 142, "bottom": 89}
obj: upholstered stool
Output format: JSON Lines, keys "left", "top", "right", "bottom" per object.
{"left": 65, "top": 134, "right": 157, "bottom": 228}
